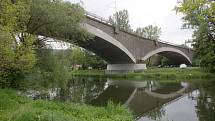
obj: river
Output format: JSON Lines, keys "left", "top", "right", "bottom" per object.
{"left": 22, "top": 77, "right": 215, "bottom": 121}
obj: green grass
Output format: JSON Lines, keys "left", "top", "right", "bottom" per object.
{"left": 71, "top": 68, "right": 215, "bottom": 80}
{"left": 0, "top": 89, "right": 133, "bottom": 121}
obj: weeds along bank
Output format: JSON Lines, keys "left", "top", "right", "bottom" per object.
{"left": 0, "top": 89, "right": 133, "bottom": 121}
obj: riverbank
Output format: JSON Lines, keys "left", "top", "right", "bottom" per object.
{"left": 0, "top": 89, "right": 133, "bottom": 121}
{"left": 71, "top": 68, "right": 215, "bottom": 80}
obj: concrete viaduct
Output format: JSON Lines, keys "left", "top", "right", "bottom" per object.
{"left": 78, "top": 12, "right": 194, "bottom": 71}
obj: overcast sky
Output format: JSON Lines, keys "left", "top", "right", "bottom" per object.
{"left": 67, "top": 0, "right": 193, "bottom": 45}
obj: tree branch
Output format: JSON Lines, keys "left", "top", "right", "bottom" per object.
{"left": 29, "top": 22, "right": 53, "bottom": 34}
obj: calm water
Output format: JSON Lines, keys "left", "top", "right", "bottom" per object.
{"left": 23, "top": 78, "right": 215, "bottom": 121}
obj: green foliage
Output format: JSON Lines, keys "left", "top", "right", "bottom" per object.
{"left": 0, "top": 0, "right": 16, "bottom": 31}
{"left": 175, "top": 0, "right": 215, "bottom": 72}
{"left": 160, "top": 56, "right": 171, "bottom": 67}
{"left": 27, "top": 0, "right": 89, "bottom": 45}
{"left": 135, "top": 25, "right": 161, "bottom": 40}
{"left": 0, "top": 0, "right": 89, "bottom": 88}
{"left": 30, "top": 49, "right": 71, "bottom": 89}
{"left": 144, "top": 55, "right": 165, "bottom": 67}
{"left": 27, "top": 47, "right": 106, "bottom": 91}
{"left": 0, "top": 89, "right": 134, "bottom": 121}
{"left": 192, "top": 57, "right": 201, "bottom": 67}
{"left": 0, "top": 0, "right": 36, "bottom": 88}
{"left": 69, "top": 46, "right": 107, "bottom": 70}
{"left": 108, "top": 9, "right": 132, "bottom": 31}
{"left": 193, "top": 24, "right": 215, "bottom": 71}
{"left": 108, "top": 9, "right": 161, "bottom": 41}
{"left": 83, "top": 50, "right": 107, "bottom": 69}
{"left": 70, "top": 47, "right": 85, "bottom": 67}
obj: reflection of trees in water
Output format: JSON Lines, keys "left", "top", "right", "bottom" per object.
{"left": 145, "top": 106, "right": 166, "bottom": 121}
{"left": 26, "top": 78, "right": 215, "bottom": 121}
{"left": 24, "top": 77, "right": 106, "bottom": 104}
{"left": 146, "top": 81, "right": 183, "bottom": 93}
{"left": 152, "top": 82, "right": 182, "bottom": 94}
{"left": 194, "top": 81, "right": 215, "bottom": 121}
{"left": 57, "top": 78, "right": 106, "bottom": 103}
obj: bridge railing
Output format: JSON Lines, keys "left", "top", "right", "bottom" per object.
{"left": 85, "top": 11, "right": 113, "bottom": 26}
{"left": 158, "top": 39, "right": 191, "bottom": 49}
{"left": 85, "top": 11, "right": 192, "bottom": 49}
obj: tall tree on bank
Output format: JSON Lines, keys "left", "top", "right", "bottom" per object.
{"left": 0, "top": 0, "right": 88, "bottom": 87}
{"left": 175, "top": 0, "right": 215, "bottom": 72}
{"left": 135, "top": 25, "right": 161, "bottom": 40}
{"left": 26, "top": 0, "right": 90, "bottom": 89}
{"left": 25, "top": 0, "right": 90, "bottom": 47}
{"left": 108, "top": 9, "right": 131, "bottom": 31}
{"left": 0, "top": 0, "right": 37, "bottom": 88}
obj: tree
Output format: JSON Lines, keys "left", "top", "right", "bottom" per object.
{"left": 69, "top": 46, "right": 107, "bottom": 70}
{"left": 175, "top": 0, "right": 215, "bottom": 72}
{"left": 161, "top": 56, "right": 171, "bottom": 67}
{"left": 0, "top": 0, "right": 36, "bottom": 88}
{"left": 83, "top": 50, "right": 107, "bottom": 69}
{"left": 135, "top": 25, "right": 161, "bottom": 66}
{"left": 0, "top": 0, "right": 89, "bottom": 87}
{"left": 70, "top": 46, "right": 85, "bottom": 69}
{"left": 22, "top": 0, "right": 90, "bottom": 47}
{"left": 34, "top": 49, "right": 70, "bottom": 89}
{"left": 108, "top": 9, "right": 131, "bottom": 31}
{"left": 135, "top": 25, "right": 161, "bottom": 40}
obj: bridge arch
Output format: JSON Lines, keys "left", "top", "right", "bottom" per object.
{"left": 81, "top": 24, "right": 136, "bottom": 64}
{"left": 142, "top": 47, "right": 192, "bottom": 65}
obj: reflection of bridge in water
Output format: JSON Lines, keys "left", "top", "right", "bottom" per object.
{"left": 90, "top": 79, "right": 194, "bottom": 118}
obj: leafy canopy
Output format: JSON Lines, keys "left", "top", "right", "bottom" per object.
{"left": 135, "top": 25, "right": 162, "bottom": 40}
{"left": 175, "top": 0, "right": 215, "bottom": 72}
{"left": 0, "top": 0, "right": 37, "bottom": 87}
{"left": 108, "top": 9, "right": 132, "bottom": 31}
{"left": 0, "top": 0, "right": 88, "bottom": 87}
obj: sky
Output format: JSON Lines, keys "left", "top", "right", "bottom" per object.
{"left": 67, "top": 0, "right": 194, "bottom": 45}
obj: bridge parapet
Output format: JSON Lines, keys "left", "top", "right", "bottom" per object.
{"left": 85, "top": 11, "right": 113, "bottom": 26}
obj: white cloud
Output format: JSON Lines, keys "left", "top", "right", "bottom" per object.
{"left": 67, "top": 0, "right": 194, "bottom": 45}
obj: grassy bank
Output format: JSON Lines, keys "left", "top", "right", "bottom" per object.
{"left": 0, "top": 89, "right": 133, "bottom": 121}
{"left": 71, "top": 68, "right": 215, "bottom": 80}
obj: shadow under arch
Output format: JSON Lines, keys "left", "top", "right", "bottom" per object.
{"left": 79, "top": 24, "right": 136, "bottom": 64}
{"left": 142, "top": 47, "right": 192, "bottom": 65}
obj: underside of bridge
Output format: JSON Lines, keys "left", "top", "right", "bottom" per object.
{"left": 78, "top": 24, "right": 136, "bottom": 64}
{"left": 78, "top": 23, "right": 193, "bottom": 71}
{"left": 79, "top": 36, "right": 134, "bottom": 64}
{"left": 141, "top": 47, "right": 192, "bottom": 66}
{"left": 159, "top": 52, "right": 191, "bottom": 65}
{"left": 141, "top": 51, "right": 192, "bottom": 66}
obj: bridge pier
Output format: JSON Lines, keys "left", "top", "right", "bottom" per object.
{"left": 106, "top": 64, "right": 147, "bottom": 74}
